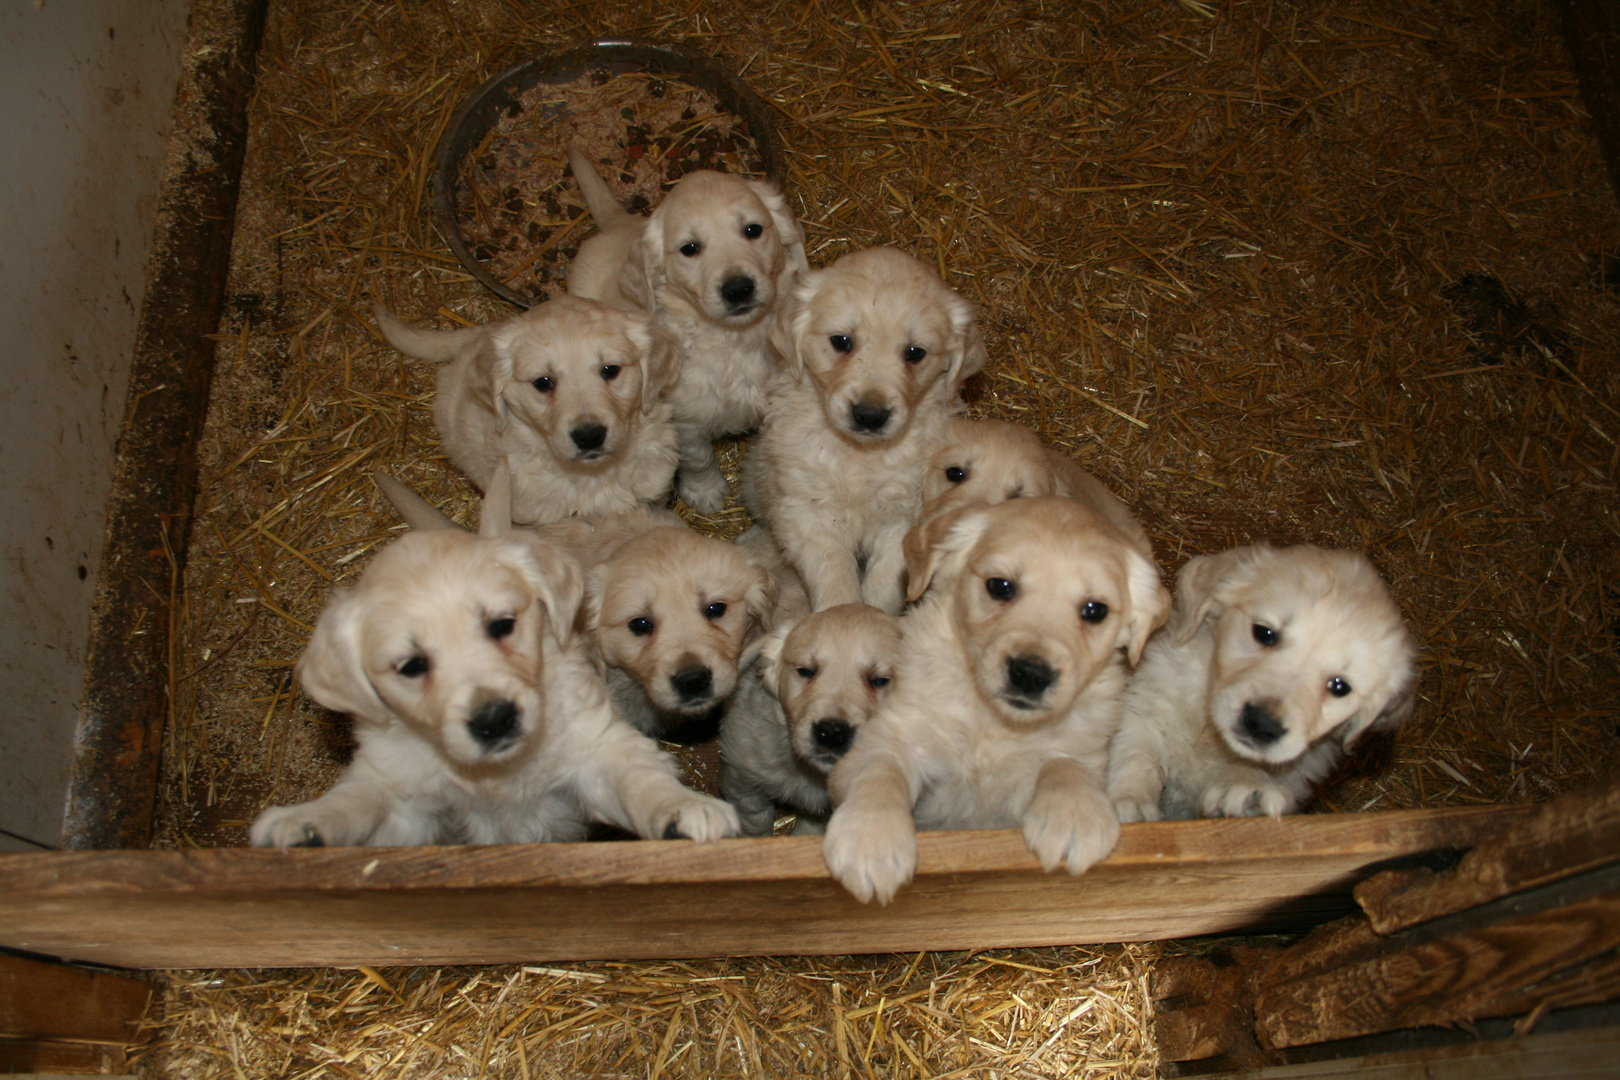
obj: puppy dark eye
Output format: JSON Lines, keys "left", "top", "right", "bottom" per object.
{"left": 629, "top": 617, "right": 654, "bottom": 636}
{"left": 829, "top": 334, "right": 853, "bottom": 353}
{"left": 398, "top": 655, "right": 429, "bottom": 677}
{"left": 532, "top": 375, "right": 554, "bottom": 393}
{"left": 487, "top": 617, "right": 515, "bottom": 640}
{"left": 703, "top": 601, "right": 727, "bottom": 620}
{"left": 743, "top": 223, "right": 763, "bottom": 239}
{"left": 986, "top": 577, "right": 1017, "bottom": 601}
{"left": 945, "top": 465, "right": 966, "bottom": 483}
{"left": 795, "top": 666, "right": 817, "bottom": 679}
{"left": 1080, "top": 601, "right": 1108, "bottom": 623}
{"left": 600, "top": 364, "right": 620, "bottom": 381}
{"left": 679, "top": 241, "right": 701, "bottom": 257}
{"left": 1328, "top": 676, "right": 1352, "bottom": 697}
{"left": 904, "top": 345, "right": 927, "bottom": 363}
{"left": 1253, "top": 624, "right": 1278, "bottom": 647}
{"left": 867, "top": 674, "right": 891, "bottom": 688}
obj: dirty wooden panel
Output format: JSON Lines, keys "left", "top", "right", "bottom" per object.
{"left": 0, "top": 806, "right": 1522, "bottom": 970}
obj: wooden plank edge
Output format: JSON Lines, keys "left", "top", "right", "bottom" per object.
{"left": 0, "top": 954, "right": 154, "bottom": 1045}
{"left": 0, "top": 806, "right": 1529, "bottom": 969}
{"left": 4, "top": 805, "right": 1530, "bottom": 894}
{"left": 1354, "top": 773, "right": 1620, "bottom": 935}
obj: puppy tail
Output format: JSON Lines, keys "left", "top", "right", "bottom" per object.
{"left": 567, "top": 146, "right": 635, "bottom": 226}
{"left": 372, "top": 302, "right": 479, "bottom": 364}
{"left": 372, "top": 472, "right": 460, "bottom": 531}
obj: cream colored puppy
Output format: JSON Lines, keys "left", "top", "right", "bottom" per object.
{"left": 720, "top": 604, "right": 903, "bottom": 836}
{"left": 920, "top": 418, "right": 1154, "bottom": 561}
{"left": 374, "top": 295, "right": 678, "bottom": 526}
{"left": 742, "top": 247, "right": 987, "bottom": 613}
{"left": 539, "top": 510, "right": 776, "bottom": 744}
{"left": 248, "top": 519, "right": 738, "bottom": 848}
{"left": 1107, "top": 544, "right": 1417, "bottom": 821}
{"left": 567, "top": 150, "right": 808, "bottom": 513}
{"left": 822, "top": 497, "right": 1170, "bottom": 904}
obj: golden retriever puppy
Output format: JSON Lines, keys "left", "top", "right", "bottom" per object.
{"left": 1107, "top": 544, "right": 1418, "bottom": 821}
{"left": 720, "top": 604, "right": 903, "bottom": 836}
{"left": 537, "top": 510, "right": 777, "bottom": 744}
{"left": 567, "top": 150, "right": 808, "bottom": 513}
{"left": 920, "top": 418, "right": 1153, "bottom": 561}
{"left": 248, "top": 521, "right": 739, "bottom": 848}
{"left": 373, "top": 294, "right": 678, "bottom": 526}
{"left": 741, "top": 247, "right": 987, "bottom": 613}
{"left": 821, "top": 497, "right": 1170, "bottom": 904}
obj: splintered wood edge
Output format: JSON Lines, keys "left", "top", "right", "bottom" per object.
{"left": 1354, "top": 774, "right": 1620, "bottom": 935}
{"left": 0, "top": 805, "right": 1530, "bottom": 895}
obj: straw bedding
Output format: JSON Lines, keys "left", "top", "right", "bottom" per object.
{"left": 139, "top": 0, "right": 1618, "bottom": 1071}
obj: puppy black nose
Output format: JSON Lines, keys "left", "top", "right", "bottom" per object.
{"left": 1005, "top": 654, "right": 1056, "bottom": 698}
{"left": 570, "top": 423, "right": 607, "bottom": 452}
{"left": 670, "top": 666, "right": 714, "bottom": 701}
{"left": 719, "top": 275, "right": 756, "bottom": 306}
{"left": 1239, "top": 702, "right": 1285, "bottom": 746}
{"left": 467, "top": 699, "right": 519, "bottom": 746}
{"left": 850, "top": 401, "right": 892, "bottom": 433}
{"left": 811, "top": 718, "right": 855, "bottom": 755}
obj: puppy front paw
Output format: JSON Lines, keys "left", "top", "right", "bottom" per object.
{"left": 1112, "top": 796, "right": 1162, "bottom": 824}
{"left": 678, "top": 468, "right": 731, "bottom": 516}
{"left": 822, "top": 804, "right": 917, "bottom": 905}
{"left": 1200, "top": 780, "right": 1292, "bottom": 818}
{"left": 660, "top": 794, "right": 741, "bottom": 842}
{"left": 250, "top": 804, "right": 349, "bottom": 848}
{"left": 1023, "top": 784, "right": 1121, "bottom": 875}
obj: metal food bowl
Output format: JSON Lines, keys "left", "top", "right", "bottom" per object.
{"left": 432, "top": 38, "right": 786, "bottom": 309}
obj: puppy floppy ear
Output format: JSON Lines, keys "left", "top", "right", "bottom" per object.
{"left": 740, "top": 561, "right": 779, "bottom": 646}
{"left": 943, "top": 295, "right": 989, "bottom": 395}
{"left": 1167, "top": 544, "right": 1267, "bottom": 645}
{"left": 477, "top": 333, "right": 516, "bottom": 431}
{"left": 1342, "top": 646, "right": 1419, "bottom": 747}
{"left": 499, "top": 536, "right": 584, "bottom": 649}
{"left": 578, "top": 564, "right": 610, "bottom": 675}
{"left": 742, "top": 618, "right": 796, "bottom": 687}
{"left": 620, "top": 216, "right": 665, "bottom": 311}
{"left": 902, "top": 505, "right": 991, "bottom": 604}
{"left": 625, "top": 312, "right": 679, "bottom": 410}
{"left": 767, "top": 272, "right": 816, "bottom": 378}
{"left": 750, "top": 180, "right": 810, "bottom": 278}
{"left": 1120, "top": 548, "right": 1172, "bottom": 666}
{"left": 478, "top": 458, "right": 514, "bottom": 538}
{"left": 296, "top": 589, "right": 391, "bottom": 724}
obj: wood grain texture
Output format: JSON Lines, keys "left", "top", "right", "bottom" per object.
{"left": 1354, "top": 774, "right": 1620, "bottom": 935}
{"left": 0, "top": 1037, "right": 128, "bottom": 1075}
{"left": 0, "top": 806, "right": 1526, "bottom": 970}
{"left": 0, "top": 954, "right": 153, "bottom": 1044}
{"left": 1256, "top": 893, "right": 1620, "bottom": 1049}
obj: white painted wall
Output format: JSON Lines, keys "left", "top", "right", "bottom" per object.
{"left": 0, "top": 0, "right": 191, "bottom": 850}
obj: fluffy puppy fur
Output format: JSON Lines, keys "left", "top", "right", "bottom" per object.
{"left": 920, "top": 418, "right": 1154, "bottom": 561}
{"left": 741, "top": 247, "right": 987, "bottom": 613}
{"left": 1107, "top": 544, "right": 1418, "bottom": 821}
{"left": 537, "top": 509, "right": 777, "bottom": 744}
{"left": 567, "top": 150, "right": 808, "bottom": 513}
{"left": 821, "top": 497, "right": 1170, "bottom": 904}
{"left": 249, "top": 524, "right": 739, "bottom": 848}
{"left": 720, "top": 604, "right": 903, "bottom": 836}
{"left": 374, "top": 294, "right": 678, "bottom": 526}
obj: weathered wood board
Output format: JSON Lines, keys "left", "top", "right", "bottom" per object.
{"left": 0, "top": 806, "right": 1526, "bottom": 970}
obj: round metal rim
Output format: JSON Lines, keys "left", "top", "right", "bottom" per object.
{"left": 431, "top": 38, "right": 787, "bottom": 310}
